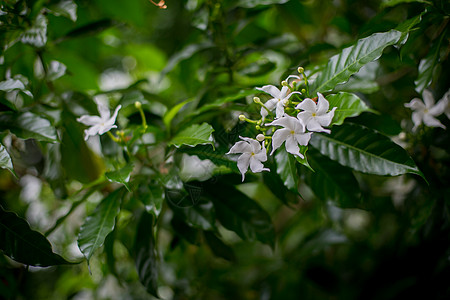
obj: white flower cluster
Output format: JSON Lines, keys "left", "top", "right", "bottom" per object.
{"left": 227, "top": 70, "right": 337, "bottom": 181}
{"left": 404, "top": 89, "right": 449, "bottom": 131}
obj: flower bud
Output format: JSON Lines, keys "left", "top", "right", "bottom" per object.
{"left": 301, "top": 89, "right": 306, "bottom": 94}
{"left": 298, "top": 67, "right": 304, "bottom": 73}
{"left": 256, "top": 134, "right": 265, "bottom": 142}
{"left": 239, "top": 114, "right": 246, "bottom": 121}
{"left": 134, "top": 101, "right": 142, "bottom": 109}
{"left": 253, "top": 96, "right": 261, "bottom": 104}
{"left": 255, "top": 125, "right": 261, "bottom": 131}
{"left": 281, "top": 80, "right": 288, "bottom": 86}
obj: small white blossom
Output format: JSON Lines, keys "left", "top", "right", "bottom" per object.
{"left": 296, "top": 92, "right": 336, "bottom": 134}
{"left": 227, "top": 136, "right": 269, "bottom": 181}
{"left": 77, "top": 100, "right": 122, "bottom": 140}
{"left": 266, "top": 116, "right": 312, "bottom": 158}
{"left": 404, "top": 90, "right": 446, "bottom": 131}
{"left": 256, "top": 84, "right": 301, "bottom": 120}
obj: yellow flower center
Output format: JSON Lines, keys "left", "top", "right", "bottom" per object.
{"left": 290, "top": 130, "right": 295, "bottom": 135}
{"left": 312, "top": 113, "right": 316, "bottom": 117}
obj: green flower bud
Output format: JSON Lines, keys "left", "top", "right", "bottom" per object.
{"left": 239, "top": 114, "right": 246, "bottom": 121}
{"left": 298, "top": 67, "right": 304, "bottom": 73}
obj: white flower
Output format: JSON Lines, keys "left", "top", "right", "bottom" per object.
{"left": 256, "top": 84, "right": 301, "bottom": 120}
{"left": 404, "top": 90, "right": 446, "bottom": 131}
{"left": 227, "top": 136, "right": 270, "bottom": 181}
{"left": 266, "top": 116, "right": 312, "bottom": 158}
{"left": 77, "top": 100, "right": 122, "bottom": 140}
{"left": 296, "top": 92, "right": 336, "bottom": 134}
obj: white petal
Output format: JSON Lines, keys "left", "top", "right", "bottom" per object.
{"left": 423, "top": 114, "right": 445, "bottom": 129}
{"left": 97, "top": 101, "right": 111, "bottom": 120}
{"left": 285, "top": 135, "right": 302, "bottom": 158}
{"left": 297, "top": 111, "right": 312, "bottom": 127}
{"left": 296, "top": 98, "right": 317, "bottom": 113}
{"left": 411, "top": 112, "right": 423, "bottom": 130}
{"left": 405, "top": 98, "right": 426, "bottom": 111}
{"left": 249, "top": 156, "right": 266, "bottom": 173}
{"left": 429, "top": 97, "right": 447, "bottom": 116}
{"left": 227, "top": 141, "right": 251, "bottom": 154}
{"left": 265, "top": 98, "right": 278, "bottom": 111}
{"left": 315, "top": 110, "right": 334, "bottom": 127}
{"left": 98, "top": 124, "right": 117, "bottom": 135}
{"left": 285, "top": 75, "right": 301, "bottom": 83}
{"left": 237, "top": 153, "right": 251, "bottom": 181}
{"left": 270, "top": 128, "right": 290, "bottom": 154}
{"left": 280, "top": 86, "right": 290, "bottom": 98}
{"left": 285, "top": 91, "right": 302, "bottom": 100}
{"left": 103, "top": 105, "right": 121, "bottom": 129}
{"left": 77, "top": 115, "right": 102, "bottom": 126}
{"left": 306, "top": 118, "right": 328, "bottom": 133}
{"left": 316, "top": 93, "right": 330, "bottom": 115}
{"left": 253, "top": 145, "right": 267, "bottom": 162}
{"left": 267, "top": 115, "right": 297, "bottom": 130}
{"left": 239, "top": 137, "right": 261, "bottom": 153}
{"left": 84, "top": 124, "right": 102, "bottom": 138}
{"left": 257, "top": 85, "right": 281, "bottom": 99}
{"left": 275, "top": 102, "right": 286, "bottom": 119}
{"left": 295, "top": 132, "right": 312, "bottom": 146}
{"left": 422, "top": 90, "right": 435, "bottom": 108}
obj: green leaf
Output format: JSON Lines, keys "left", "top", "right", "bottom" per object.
{"left": 134, "top": 211, "right": 158, "bottom": 298}
{"left": 0, "top": 205, "right": 74, "bottom": 267}
{"left": 169, "top": 123, "right": 214, "bottom": 148}
{"left": 302, "top": 151, "right": 361, "bottom": 208}
{"left": 167, "top": 191, "right": 217, "bottom": 231}
{"left": 275, "top": 146, "right": 299, "bottom": 192}
{"left": 134, "top": 183, "right": 164, "bottom": 218}
{"left": 78, "top": 188, "right": 124, "bottom": 263}
{"left": 161, "top": 41, "right": 214, "bottom": 78}
{"left": 194, "top": 89, "right": 258, "bottom": 115}
{"left": 310, "top": 30, "right": 402, "bottom": 93}
{"left": 204, "top": 231, "right": 236, "bottom": 262}
{"left": 205, "top": 182, "right": 275, "bottom": 247}
{"left": 414, "top": 30, "right": 445, "bottom": 94}
{"left": 327, "top": 92, "right": 373, "bottom": 126}
{"left": 163, "top": 99, "right": 193, "bottom": 132}
{"left": 310, "top": 123, "right": 425, "bottom": 178}
{"left": 0, "top": 112, "right": 58, "bottom": 142}
{"left": 395, "top": 11, "right": 425, "bottom": 45}
{"left": 381, "top": 0, "right": 431, "bottom": 8}
{"left": 106, "top": 164, "right": 134, "bottom": 192}
{"left": 237, "top": 0, "right": 289, "bottom": 8}
{"left": 0, "top": 144, "right": 16, "bottom": 177}
{"left": 294, "top": 146, "right": 313, "bottom": 171}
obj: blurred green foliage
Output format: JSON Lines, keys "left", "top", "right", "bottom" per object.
{"left": 0, "top": 0, "right": 449, "bottom": 299}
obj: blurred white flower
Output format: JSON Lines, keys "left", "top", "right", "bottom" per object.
{"left": 296, "top": 92, "right": 336, "bottom": 134}
{"left": 77, "top": 99, "right": 121, "bottom": 140}
{"left": 179, "top": 154, "right": 216, "bottom": 182}
{"left": 227, "top": 136, "right": 269, "bottom": 181}
{"left": 256, "top": 84, "right": 301, "bottom": 120}
{"left": 266, "top": 116, "right": 312, "bottom": 158}
{"left": 404, "top": 90, "right": 446, "bottom": 131}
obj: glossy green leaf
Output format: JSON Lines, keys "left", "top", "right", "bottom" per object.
{"left": 205, "top": 182, "right": 275, "bottom": 247}
{"left": 237, "top": 0, "right": 289, "bottom": 8}
{"left": 169, "top": 123, "right": 214, "bottom": 148}
{"left": 381, "top": 0, "right": 431, "bottom": 8}
{"left": 78, "top": 188, "right": 124, "bottom": 263}
{"left": 396, "top": 11, "right": 425, "bottom": 45}
{"left": 194, "top": 89, "right": 258, "bottom": 115}
{"left": 0, "top": 205, "right": 74, "bottom": 267}
{"left": 204, "top": 231, "right": 236, "bottom": 262}
{"left": 327, "top": 92, "right": 373, "bottom": 126}
{"left": 134, "top": 211, "right": 158, "bottom": 298}
{"left": 294, "top": 146, "right": 313, "bottom": 171}
{"left": 275, "top": 146, "right": 299, "bottom": 192}
{"left": 310, "top": 123, "right": 425, "bottom": 178}
{"left": 0, "top": 144, "right": 15, "bottom": 177}
{"left": 167, "top": 190, "right": 217, "bottom": 231}
{"left": 302, "top": 151, "right": 361, "bottom": 208}
{"left": 0, "top": 112, "right": 58, "bottom": 142}
{"left": 310, "top": 30, "right": 402, "bottom": 93}
{"left": 106, "top": 164, "right": 134, "bottom": 192}
{"left": 163, "top": 99, "right": 193, "bottom": 131}
{"left": 414, "top": 31, "right": 445, "bottom": 94}
{"left": 134, "top": 183, "right": 164, "bottom": 218}
{"left": 161, "top": 41, "right": 214, "bottom": 77}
